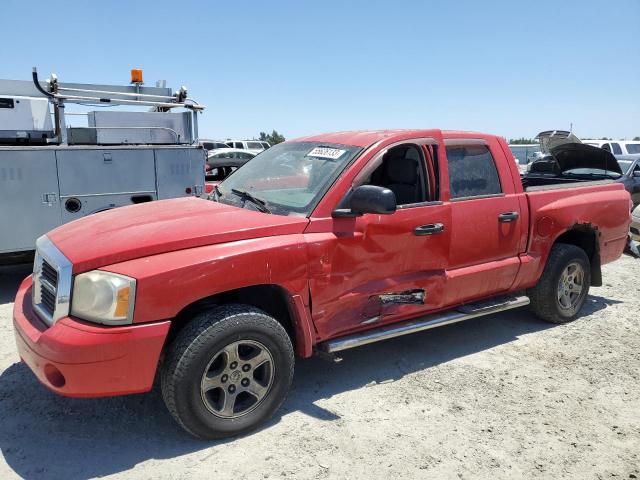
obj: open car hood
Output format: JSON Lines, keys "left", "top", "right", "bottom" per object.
{"left": 529, "top": 143, "right": 622, "bottom": 175}
{"left": 535, "top": 130, "right": 582, "bottom": 154}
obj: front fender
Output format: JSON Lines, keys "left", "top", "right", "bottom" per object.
{"left": 102, "top": 235, "right": 309, "bottom": 324}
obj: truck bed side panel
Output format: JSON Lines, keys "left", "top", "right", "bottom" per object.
{"left": 512, "top": 182, "right": 630, "bottom": 290}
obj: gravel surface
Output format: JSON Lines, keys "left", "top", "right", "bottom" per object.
{"left": 0, "top": 258, "right": 638, "bottom": 480}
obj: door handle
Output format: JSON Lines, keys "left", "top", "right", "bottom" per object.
{"left": 498, "top": 211, "right": 519, "bottom": 223}
{"left": 414, "top": 223, "right": 444, "bottom": 236}
{"left": 41, "top": 193, "right": 57, "bottom": 205}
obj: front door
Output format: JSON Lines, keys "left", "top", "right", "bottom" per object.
{"left": 306, "top": 140, "right": 451, "bottom": 339}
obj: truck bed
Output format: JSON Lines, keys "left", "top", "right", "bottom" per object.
{"left": 522, "top": 175, "right": 614, "bottom": 191}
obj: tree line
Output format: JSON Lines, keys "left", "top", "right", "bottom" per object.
{"left": 510, "top": 136, "right": 640, "bottom": 144}
{"left": 258, "top": 130, "right": 286, "bottom": 145}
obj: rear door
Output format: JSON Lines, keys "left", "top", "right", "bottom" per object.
{"left": 442, "top": 137, "right": 523, "bottom": 304}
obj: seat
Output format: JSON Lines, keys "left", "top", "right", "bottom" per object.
{"left": 384, "top": 153, "right": 419, "bottom": 204}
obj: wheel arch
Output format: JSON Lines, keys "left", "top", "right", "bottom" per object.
{"left": 552, "top": 224, "right": 601, "bottom": 286}
{"left": 166, "top": 284, "right": 315, "bottom": 358}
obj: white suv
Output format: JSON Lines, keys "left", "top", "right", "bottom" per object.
{"left": 583, "top": 140, "right": 640, "bottom": 155}
{"left": 225, "top": 140, "right": 270, "bottom": 153}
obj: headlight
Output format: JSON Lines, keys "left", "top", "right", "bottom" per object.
{"left": 71, "top": 271, "right": 136, "bottom": 325}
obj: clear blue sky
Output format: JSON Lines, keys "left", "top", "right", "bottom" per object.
{"left": 2, "top": 0, "right": 639, "bottom": 141}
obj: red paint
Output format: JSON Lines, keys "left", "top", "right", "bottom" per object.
{"left": 13, "top": 277, "right": 169, "bottom": 397}
{"left": 14, "top": 129, "right": 631, "bottom": 398}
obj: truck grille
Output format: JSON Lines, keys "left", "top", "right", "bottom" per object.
{"left": 39, "top": 263, "right": 57, "bottom": 317}
{"left": 32, "top": 236, "right": 72, "bottom": 326}
{"left": 41, "top": 260, "right": 59, "bottom": 287}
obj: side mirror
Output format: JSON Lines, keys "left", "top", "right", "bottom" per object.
{"left": 633, "top": 170, "right": 640, "bottom": 178}
{"left": 348, "top": 185, "right": 397, "bottom": 215}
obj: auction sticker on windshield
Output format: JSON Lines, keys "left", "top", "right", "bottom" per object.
{"left": 306, "top": 147, "right": 346, "bottom": 160}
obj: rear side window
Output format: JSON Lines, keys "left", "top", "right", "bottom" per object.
{"left": 611, "top": 143, "right": 622, "bottom": 155}
{"left": 445, "top": 145, "right": 502, "bottom": 199}
{"left": 247, "top": 142, "right": 263, "bottom": 149}
{"left": 627, "top": 144, "right": 640, "bottom": 154}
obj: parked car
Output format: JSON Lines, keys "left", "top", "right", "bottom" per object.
{"left": 225, "top": 140, "right": 270, "bottom": 153}
{"left": 200, "top": 139, "right": 231, "bottom": 151}
{"left": 631, "top": 204, "right": 640, "bottom": 242}
{"left": 508, "top": 144, "right": 542, "bottom": 173}
{"left": 14, "top": 129, "right": 631, "bottom": 439}
{"left": 205, "top": 148, "right": 256, "bottom": 183}
{"left": 615, "top": 155, "right": 640, "bottom": 207}
{"left": 583, "top": 140, "right": 640, "bottom": 155}
{"left": 530, "top": 132, "right": 640, "bottom": 207}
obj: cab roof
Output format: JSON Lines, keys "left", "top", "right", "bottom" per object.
{"left": 292, "top": 130, "right": 497, "bottom": 148}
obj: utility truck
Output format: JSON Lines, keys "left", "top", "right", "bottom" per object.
{"left": 0, "top": 68, "right": 206, "bottom": 264}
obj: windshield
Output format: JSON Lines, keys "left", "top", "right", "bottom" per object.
{"left": 617, "top": 160, "right": 633, "bottom": 174}
{"left": 626, "top": 144, "right": 640, "bottom": 154}
{"left": 216, "top": 141, "right": 361, "bottom": 216}
{"left": 564, "top": 167, "right": 622, "bottom": 179}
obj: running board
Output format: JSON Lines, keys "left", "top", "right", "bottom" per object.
{"left": 320, "top": 294, "right": 530, "bottom": 353}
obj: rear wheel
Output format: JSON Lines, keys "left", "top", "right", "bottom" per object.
{"left": 528, "top": 243, "right": 591, "bottom": 324}
{"left": 161, "top": 304, "right": 294, "bottom": 439}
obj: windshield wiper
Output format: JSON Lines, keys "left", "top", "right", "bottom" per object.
{"left": 208, "top": 184, "right": 222, "bottom": 201}
{"left": 564, "top": 171, "right": 620, "bottom": 179}
{"left": 231, "top": 188, "right": 271, "bottom": 214}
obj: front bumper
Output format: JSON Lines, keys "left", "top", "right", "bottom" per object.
{"left": 13, "top": 276, "right": 170, "bottom": 398}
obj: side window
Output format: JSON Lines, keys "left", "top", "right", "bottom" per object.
{"left": 364, "top": 144, "right": 428, "bottom": 206}
{"left": 445, "top": 144, "right": 502, "bottom": 199}
{"left": 601, "top": 143, "right": 611, "bottom": 152}
{"left": 611, "top": 143, "right": 622, "bottom": 155}
{"left": 234, "top": 142, "right": 243, "bottom": 149}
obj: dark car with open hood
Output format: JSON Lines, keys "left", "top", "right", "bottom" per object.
{"left": 523, "top": 130, "right": 640, "bottom": 206}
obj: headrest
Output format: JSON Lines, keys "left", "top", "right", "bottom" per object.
{"left": 386, "top": 156, "right": 418, "bottom": 184}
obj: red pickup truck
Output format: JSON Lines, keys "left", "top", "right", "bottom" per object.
{"left": 13, "top": 129, "right": 631, "bottom": 439}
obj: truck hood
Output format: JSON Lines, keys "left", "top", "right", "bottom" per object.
{"left": 529, "top": 143, "right": 622, "bottom": 175}
{"left": 535, "top": 130, "right": 582, "bottom": 154}
{"left": 47, "top": 197, "right": 309, "bottom": 273}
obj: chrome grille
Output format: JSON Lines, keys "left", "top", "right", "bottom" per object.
{"left": 40, "top": 281, "right": 57, "bottom": 316}
{"left": 41, "top": 260, "right": 58, "bottom": 288}
{"left": 32, "top": 236, "right": 72, "bottom": 326}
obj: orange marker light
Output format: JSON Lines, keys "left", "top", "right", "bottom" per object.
{"left": 114, "top": 287, "right": 130, "bottom": 318}
{"left": 130, "top": 69, "right": 143, "bottom": 84}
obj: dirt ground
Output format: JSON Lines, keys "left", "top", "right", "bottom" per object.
{"left": 0, "top": 257, "right": 638, "bottom": 480}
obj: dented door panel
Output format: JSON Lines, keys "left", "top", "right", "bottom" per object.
{"left": 306, "top": 203, "right": 451, "bottom": 339}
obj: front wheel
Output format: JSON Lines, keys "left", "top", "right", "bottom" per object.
{"left": 528, "top": 243, "right": 591, "bottom": 324}
{"left": 161, "top": 304, "right": 295, "bottom": 439}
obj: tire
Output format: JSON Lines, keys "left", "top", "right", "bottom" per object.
{"left": 161, "top": 304, "right": 295, "bottom": 439}
{"left": 528, "top": 243, "right": 591, "bottom": 324}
